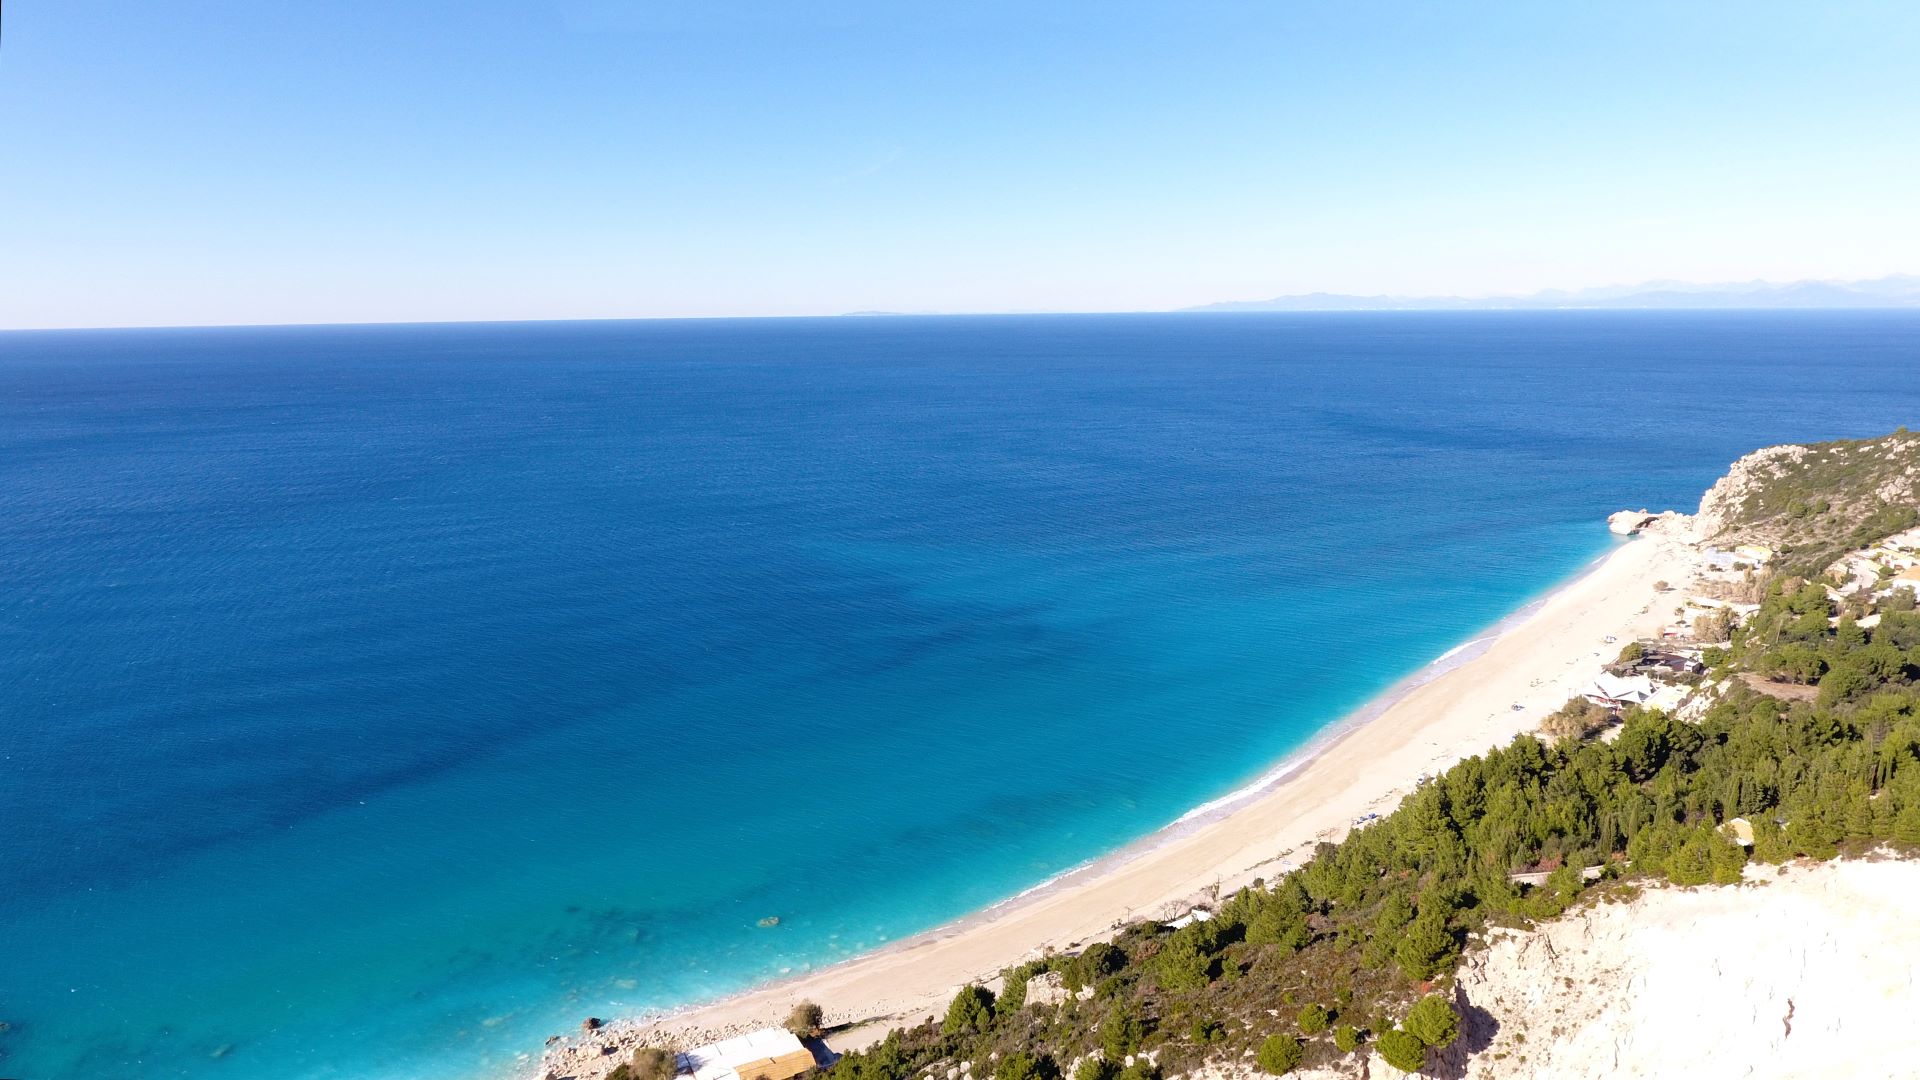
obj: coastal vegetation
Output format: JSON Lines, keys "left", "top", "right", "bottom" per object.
{"left": 790, "top": 1002, "right": 826, "bottom": 1038}
{"left": 1538, "top": 696, "right": 1610, "bottom": 742}
{"left": 944, "top": 985, "right": 998, "bottom": 1038}
{"left": 1692, "top": 605, "right": 1736, "bottom": 643}
{"left": 607, "top": 1047, "right": 677, "bottom": 1080}
{"left": 1254, "top": 1035, "right": 1302, "bottom": 1074}
{"left": 822, "top": 547, "right": 1920, "bottom": 1077}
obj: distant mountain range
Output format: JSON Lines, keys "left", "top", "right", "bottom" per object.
{"left": 1186, "top": 274, "right": 1920, "bottom": 312}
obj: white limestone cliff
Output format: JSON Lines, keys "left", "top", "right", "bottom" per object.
{"left": 1433, "top": 857, "right": 1920, "bottom": 1079}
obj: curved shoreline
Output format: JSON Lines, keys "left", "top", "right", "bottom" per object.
{"left": 950, "top": 539, "right": 1628, "bottom": 920}
{"left": 536, "top": 529, "right": 1694, "bottom": 1076}
{"left": 1171, "top": 540, "right": 1623, "bottom": 829}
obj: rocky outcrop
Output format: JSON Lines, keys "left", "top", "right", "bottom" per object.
{"left": 1688, "top": 430, "right": 1920, "bottom": 572}
{"left": 1607, "top": 509, "right": 1692, "bottom": 538}
{"left": 1692, "top": 442, "right": 1812, "bottom": 542}
{"left": 1022, "top": 971, "right": 1072, "bottom": 1008}
{"left": 1607, "top": 510, "right": 1658, "bottom": 536}
{"left": 1433, "top": 857, "right": 1920, "bottom": 1079}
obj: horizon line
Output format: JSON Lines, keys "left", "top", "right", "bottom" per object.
{"left": 11, "top": 306, "right": 1920, "bottom": 336}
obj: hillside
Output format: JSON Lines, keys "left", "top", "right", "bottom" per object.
{"left": 1692, "top": 429, "right": 1920, "bottom": 574}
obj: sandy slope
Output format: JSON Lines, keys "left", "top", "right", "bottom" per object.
{"left": 535, "top": 530, "right": 1698, "bottom": 1079}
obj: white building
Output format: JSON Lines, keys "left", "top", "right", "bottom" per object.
{"left": 1586, "top": 673, "right": 1656, "bottom": 708}
{"left": 679, "top": 1029, "right": 817, "bottom": 1080}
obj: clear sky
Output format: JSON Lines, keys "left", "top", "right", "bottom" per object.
{"left": 2, "top": 1, "right": 1917, "bottom": 328}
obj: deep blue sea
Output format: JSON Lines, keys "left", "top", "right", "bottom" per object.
{"left": 3, "top": 312, "right": 1918, "bottom": 1080}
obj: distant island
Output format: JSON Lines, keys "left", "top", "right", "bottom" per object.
{"left": 1185, "top": 274, "right": 1920, "bottom": 313}
{"left": 540, "top": 429, "right": 1920, "bottom": 1080}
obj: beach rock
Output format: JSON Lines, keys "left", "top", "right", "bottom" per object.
{"left": 1609, "top": 509, "right": 1696, "bottom": 541}
{"left": 582, "top": 1017, "right": 603, "bottom": 1032}
{"left": 1608, "top": 509, "right": 1658, "bottom": 535}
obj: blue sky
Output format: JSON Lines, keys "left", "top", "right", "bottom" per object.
{"left": 2, "top": 1, "right": 1916, "bottom": 327}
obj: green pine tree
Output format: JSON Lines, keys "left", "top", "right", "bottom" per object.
{"left": 1894, "top": 799, "right": 1920, "bottom": 846}
{"left": 943, "top": 985, "right": 996, "bottom": 1036}
{"left": 1394, "top": 910, "right": 1458, "bottom": 981}
{"left": 1255, "top": 1035, "right": 1304, "bottom": 1075}
{"left": 1403, "top": 994, "right": 1460, "bottom": 1048}
{"left": 1375, "top": 1029, "right": 1427, "bottom": 1072}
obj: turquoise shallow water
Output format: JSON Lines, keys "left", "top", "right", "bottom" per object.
{"left": 3, "top": 312, "right": 1919, "bottom": 1080}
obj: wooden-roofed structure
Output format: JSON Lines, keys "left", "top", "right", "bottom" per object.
{"left": 679, "top": 1029, "right": 817, "bottom": 1080}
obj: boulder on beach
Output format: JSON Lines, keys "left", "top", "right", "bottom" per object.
{"left": 1608, "top": 509, "right": 1658, "bottom": 535}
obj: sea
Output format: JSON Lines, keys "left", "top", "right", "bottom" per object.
{"left": 3, "top": 311, "right": 1918, "bottom": 1080}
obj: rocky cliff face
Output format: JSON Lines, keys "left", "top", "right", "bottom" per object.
{"left": 1691, "top": 442, "right": 1813, "bottom": 543}
{"left": 1688, "top": 431, "right": 1920, "bottom": 572}
{"left": 1433, "top": 858, "right": 1920, "bottom": 1079}
{"left": 1187, "top": 859, "right": 1920, "bottom": 1080}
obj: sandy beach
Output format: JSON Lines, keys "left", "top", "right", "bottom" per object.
{"left": 538, "top": 525, "right": 1700, "bottom": 1078}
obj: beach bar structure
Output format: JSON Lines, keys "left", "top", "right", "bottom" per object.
{"left": 679, "top": 1029, "right": 817, "bottom": 1080}
{"left": 1585, "top": 673, "right": 1655, "bottom": 710}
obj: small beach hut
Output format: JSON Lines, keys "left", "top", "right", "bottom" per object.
{"left": 679, "top": 1029, "right": 818, "bottom": 1080}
